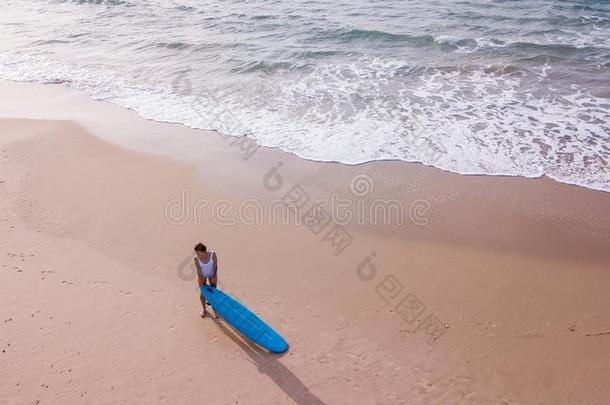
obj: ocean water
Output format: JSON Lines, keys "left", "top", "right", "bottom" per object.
{"left": 1, "top": 0, "right": 609, "bottom": 191}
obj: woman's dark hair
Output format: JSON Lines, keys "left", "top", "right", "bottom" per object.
{"left": 194, "top": 243, "right": 207, "bottom": 252}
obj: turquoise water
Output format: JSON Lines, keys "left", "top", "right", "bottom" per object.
{"left": 1, "top": 0, "right": 609, "bottom": 191}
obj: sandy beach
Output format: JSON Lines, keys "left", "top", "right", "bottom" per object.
{"left": 1, "top": 80, "right": 609, "bottom": 404}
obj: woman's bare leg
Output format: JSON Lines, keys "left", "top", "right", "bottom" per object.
{"left": 199, "top": 279, "right": 208, "bottom": 317}
{"left": 209, "top": 277, "right": 219, "bottom": 318}
{"left": 199, "top": 294, "right": 207, "bottom": 317}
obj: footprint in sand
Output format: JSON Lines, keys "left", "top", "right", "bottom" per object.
{"left": 41, "top": 270, "right": 54, "bottom": 280}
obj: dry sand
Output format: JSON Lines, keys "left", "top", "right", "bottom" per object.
{"left": 1, "top": 82, "right": 610, "bottom": 404}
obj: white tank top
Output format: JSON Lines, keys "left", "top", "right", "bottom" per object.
{"left": 197, "top": 252, "right": 215, "bottom": 278}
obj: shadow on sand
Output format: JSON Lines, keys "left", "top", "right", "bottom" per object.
{"left": 211, "top": 319, "right": 327, "bottom": 405}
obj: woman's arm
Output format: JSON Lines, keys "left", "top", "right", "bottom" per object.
{"left": 194, "top": 257, "right": 204, "bottom": 287}
{"left": 213, "top": 252, "right": 218, "bottom": 279}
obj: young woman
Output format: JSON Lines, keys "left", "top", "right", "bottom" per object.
{"left": 194, "top": 243, "right": 219, "bottom": 318}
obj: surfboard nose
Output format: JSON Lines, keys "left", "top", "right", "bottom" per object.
{"left": 270, "top": 340, "right": 289, "bottom": 354}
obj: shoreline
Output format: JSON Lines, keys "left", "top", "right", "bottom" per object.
{"left": 1, "top": 79, "right": 608, "bottom": 195}
{"left": 1, "top": 81, "right": 610, "bottom": 403}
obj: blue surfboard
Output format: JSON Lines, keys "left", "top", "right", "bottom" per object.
{"left": 201, "top": 285, "right": 289, "bottom": 353}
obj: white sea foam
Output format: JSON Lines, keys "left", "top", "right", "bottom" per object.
{"left": 1, "top": 0, "right": 608, "bottom": 193}
{"left": 1, "top": 49, "right": 609, "bottom": 192}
